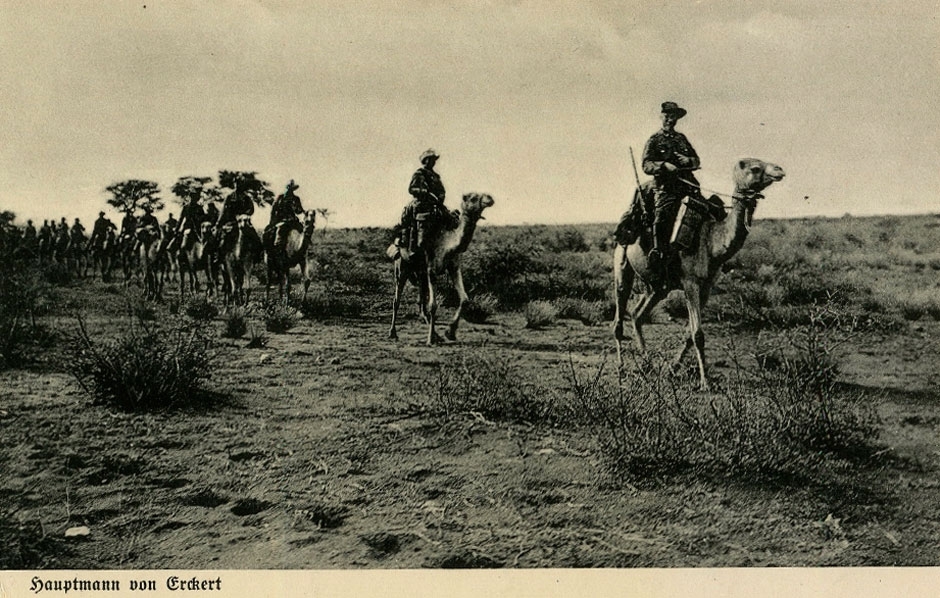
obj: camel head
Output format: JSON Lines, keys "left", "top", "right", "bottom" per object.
{"left": 733, "top": 159, "right": 786, "bottom": 197}
{"left": 731, "top": 159, "right": 785, "bottom": 227}
{"left": 303, "top": 210, "right": 317, "bottom": 228}
{"left": 460, "top": 193, "right": 496, "bottom": 221}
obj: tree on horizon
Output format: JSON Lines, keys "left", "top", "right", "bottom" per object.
{"left": 170, "top": 176, "right": 213, "bottom": 206}
{"left": 216, "top": 171, "right": 274, "bottom": 207}
{"left": 105, "top": 180, "right": 163, "bottom": 215}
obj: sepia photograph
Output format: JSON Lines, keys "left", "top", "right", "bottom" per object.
{"left": 1, "top": 0, "right": 938, "bottom": 593}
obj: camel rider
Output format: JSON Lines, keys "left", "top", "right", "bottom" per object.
{"left": 89, "top": 211, "right": 116, "bottom": 249}
{"left": 642, "top": 101, "right": 704, "bottom": 272}
{"left": 164, "top": 212, "right": 178, "bottom": 235}
{"left": 119, "top": 211, "right": 137, "bottom": 244}
{"left": 38, "top": 220, "right": 52, "bottom": 246}
{"left": 396, "top": 148, "right": 446, "bottom": 251}
{"left": 57, "top": 217, "right": 69, "bottom": 236}
{"left": 216, "top": 183, "right": 261, "bottom": 248}
{"left": 264, "top": 179, "right": 304, "bottom": 250}
{"left": 70, "top": 218, "right": 86, "bottom": 241}
{"left": 215, "top": 183, "right": 254, "bottom": 229}
{"left": 138, "top": 205, "right": 159, "bottom": 231}
{"left": 133, "top": 205, "right": 160, "bottom": 253}
{"left": 22, "top": 219, "right": 36, "bottom": 245}
{"left": 169, "top": 195, "right": 207, "bottom": 253}
{"left": 204, "top": 201, "right": 220, "bottom": 228}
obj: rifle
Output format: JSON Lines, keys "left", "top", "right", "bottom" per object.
{"left": 629, "top": 147, "right": 650, "bottom": 225}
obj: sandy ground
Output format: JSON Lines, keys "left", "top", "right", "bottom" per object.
{"left": 2, "top": 280, "right": 939, "bottom": 568}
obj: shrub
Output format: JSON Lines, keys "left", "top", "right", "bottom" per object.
{"left": 567, "top": 308, "right": 880, "bottom": 485}
{"left": 544, "top": 226, "right": 590, "bottom": 253}
{"left": 425, "top": 351, "right": 550, "bottom": 424}
{"left": 462, "top": 238, "right": 540, "bottom": 308}
{"left": 67, "top": 317, "right": 215, "bottom": 411}
{"left": 461, "top": 292, "right": 499, "bottom": 324}
{"left": 0, "top": 263, "right": 54, "bottom": 369}
{"left": 296, "top": 290, "right": 363, "bottom": 320}
{"left": 41, "top": 262, "right": 72, "bottom": 285}
{"left": 524, "top": 300, "right": 557, "bottom": 329}
{"left": 129, "top": 298, "right": 157, "bottom": 322}
{"left": 184, "top": 296, "right": 219, "bottom": 322}
{"left": 553, "top": 298, "right": 610, "bottom": 326}
{"left": 659, "top": 292, "right": 688, "bottom": 320}
{"left": 262, "top": 300, "right": 298, "bottom": 333}
{"left": 222, "top": 308, "right": 248, "bottom": 339}
{"left": 246, "top": 326, "right": 268, "bottom": 348}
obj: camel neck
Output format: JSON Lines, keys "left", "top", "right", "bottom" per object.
{"left": 713, "top": 194, "right": 753, "bottom": 263}
{"left": 446, "top": 215, "right": 478, "bottom": 255}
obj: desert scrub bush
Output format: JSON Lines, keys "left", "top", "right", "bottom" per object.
{"left": 222, "top": 307, "right": 248, "bottom": 338}
{"left": 40, "top": 262, "right": 73, "bottom": 285}
{"left": 462, "top": 237, "right": 540, "bottom": 308}
{"left": 461, "top": 292, "right": 499, "bottom": 324}
{"left": 0, "top": 261, "right": 54, "bottom": 369}
{"left": 296, "top": 289, "right": 363, "bottom": 320}
{"left": 184, "top": 296, "right": 219, "bottom": 322}
{"left": 128, "top": 297, "right": 157, "bottom": 321}
{"left": 261, "top": 300, "right": 298, "bottom": 333}
{"left": 543, "top": 225, "right": 590, "bottom": 253}
{"left": 425, "top": 350, "right": 551, "bottom": 424}
{"left": 553, "top": 297, "right": 609, "bottom": 325}
{"left": 568, "top": 315, "right": 879, "bottom": 485}
{"left": 885, "top": 290, "right": 940, "bottom": 322}
{"left": 246, "top": 326, "right": 268, "bottom": 348}
{"left": 524, "top": 300, "right": 558, "bottom": 329}
{"left": 67, "top": 317, "right": 215, "bottom": 411}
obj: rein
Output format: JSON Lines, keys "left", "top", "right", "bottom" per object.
{"left": 676, "top": 176, "right": 764, "bottom": 208}
{"left": 676, "top": 175, "right": 764, "bottom": 233}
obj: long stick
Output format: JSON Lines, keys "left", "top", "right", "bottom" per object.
{"left": 629, "top": 147, "right": 648, "bottom": 220}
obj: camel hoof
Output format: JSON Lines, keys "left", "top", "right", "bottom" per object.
{"left": 388, "top": 330, "right": 398, "bottom": 341}
{"left": 445, "top": 330, "right": 456, "bottom": 342}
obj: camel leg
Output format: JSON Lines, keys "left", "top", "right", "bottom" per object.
{"left": 425, "top": 267, "right": 441, "bottom": 346}
{"left": 612, "top": 245, "right": 635, "bottom": 365}
{"left": 389, "top": 261, "right": 407, "bottom": 340}
{"left": 631, "top": 289, "right": 667, "bottom": 353}
{"left": 681, "top": 280, "right": 710, "bottom": 391}
{"left": 445, "top": 264, "right": 467, "bottom": 341}
{"left": 418, "top": 275, "right": 430, "bottom": 323}
{"left": 301, "top": 258, "right": 311, "bottom": 303}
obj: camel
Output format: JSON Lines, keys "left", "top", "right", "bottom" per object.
{"left": 118, "top": 233, "right": 138, "bottom": 285}
{"left": 388, "top": 192, "right": 495, "bottom": 346}
{"left": 52, "top": 228, "right": 71, "bottom": 267}
{"left": 612, "top": 158, "right": 786, "bottom": 389}
{"left": 221, "top": 215, "right": 263, "bottom": 306}
{"left": 136, "top": 225, "right": 164, "bottom": 300}
{"left": 89, "top": 229, "right": 117, "bottom": 282}
{"left": 177, "top": 222, "right": 218, "bottom": 298}
{"left": 265, "top": 210, "right": 317, "bottom": 302}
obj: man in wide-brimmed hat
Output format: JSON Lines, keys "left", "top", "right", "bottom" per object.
{"left": 89, "top": 210, "right": 116, "bottom": 250}
{"left": 264, "top": 179, "right": 305, "bottom": 250}
{"left": 641, "top": 101, "right": 703, "bottom": 274}
{"left": 394, "top": 148, "right": 447, "bottom": 252}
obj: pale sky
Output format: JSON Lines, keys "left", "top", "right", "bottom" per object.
{"left": 1, "top": 0, "right": 938, "bottom": 228}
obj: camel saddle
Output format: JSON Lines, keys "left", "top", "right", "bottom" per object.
{"left": 400, "top": 206, "right": 459, "bottom": 254}
{"left": 264, "top": 218, "right": 303, "bottom": 252}
{"left": 615, "top": 192, "right": 726, "bottom": 252}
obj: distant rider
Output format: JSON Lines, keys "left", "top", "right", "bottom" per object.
{"left": 264, "top": 179, "right": 305, "bottom": 250}
{"left": 394, "top": 148, "right": 446, "bottom": 252}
